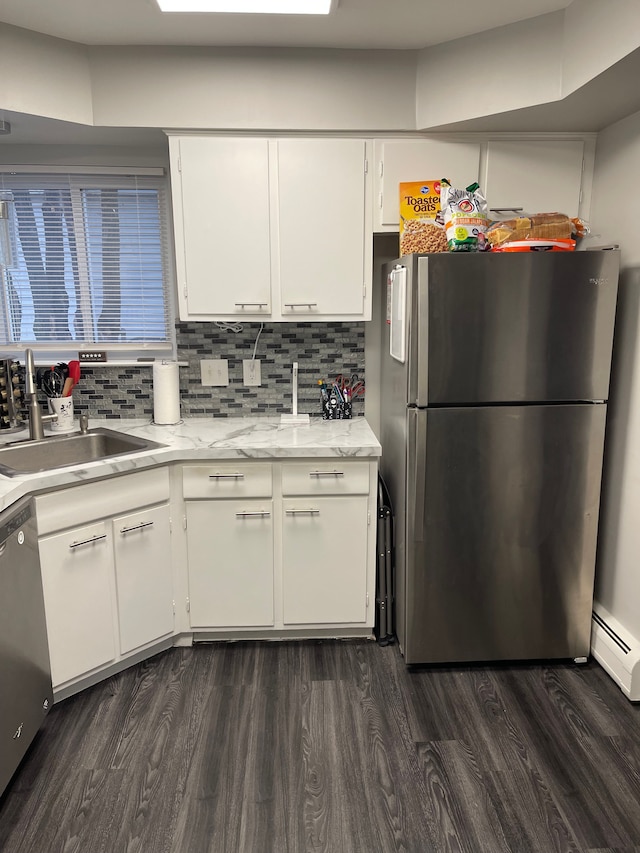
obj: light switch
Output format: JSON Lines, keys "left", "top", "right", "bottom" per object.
{"left": 243, "top": 359, "right": 262, "bottom": 387}
{"left": 201, "top": 359, "right": 229, "bottom": 386}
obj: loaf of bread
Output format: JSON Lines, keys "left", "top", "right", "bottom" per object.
{"left": 487, "top": 213, "right": 573, "bottom": 247}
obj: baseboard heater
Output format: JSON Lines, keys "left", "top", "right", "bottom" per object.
{"left": 591, "top": 602, "right": 640, "bottom": 701}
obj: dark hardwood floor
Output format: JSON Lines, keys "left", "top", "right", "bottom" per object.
{"left": 2, "top": 640, "right": 640, "bottom": 853}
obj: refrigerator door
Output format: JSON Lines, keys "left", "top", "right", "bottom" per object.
{"left": 403, "top": 404, "right": 607, "bottom": 665}
{"left": 402, "top": 251, "right": 619, "bottom": 406}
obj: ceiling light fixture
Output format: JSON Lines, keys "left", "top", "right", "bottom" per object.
{"left": 0, "top": 121, "right": 11, "bottom": 136}
{"left": 156, "top": 0, "right": 336, "bottom": 13}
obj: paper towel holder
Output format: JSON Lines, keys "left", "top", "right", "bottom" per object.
{"left": 152, "top": 359, "right": 182, "bottom": 425}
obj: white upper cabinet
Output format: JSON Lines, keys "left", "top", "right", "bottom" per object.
{"left": 169, "top": 136, "right": 272, "bottom": 317}
{"left": 373, "top": 139, "right": 481, "bottom": 231}
{"left": 483, "top": 140, "right": 585, "bottom": 218}
{"left": 277, "top": 138, "right": 369, "bottom": 317}
{"left": 169, "top": 135, "right": 372, "bottom": 322}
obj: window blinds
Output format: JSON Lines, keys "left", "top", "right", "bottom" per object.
{"left": 0, "top": 170, "right": 174, "bottom": 359}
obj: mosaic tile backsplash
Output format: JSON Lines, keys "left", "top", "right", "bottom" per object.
{"left": 71, "top": 322, "right": 366, "bottom": 420}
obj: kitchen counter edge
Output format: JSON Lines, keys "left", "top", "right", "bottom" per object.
{"left": 0, "top": 417, "right": 382, "bottom": 512}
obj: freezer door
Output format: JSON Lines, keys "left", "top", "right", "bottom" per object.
{"left": 403, "top": 404, "right": 607, "bottom": 665}
{"left": 408, "top": 251, "right": 619, "bottom": 405}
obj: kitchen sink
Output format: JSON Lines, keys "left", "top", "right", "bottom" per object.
{"left": 0, "top": 428, "right": 166, "bottom": 477}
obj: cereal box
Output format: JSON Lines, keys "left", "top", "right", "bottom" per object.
{"left": 399, "top": 180, "right": 448, "bottom": 255}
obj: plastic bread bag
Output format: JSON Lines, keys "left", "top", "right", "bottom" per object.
{"left": 491, "top": 238, "right": 577, "bottom": 252}
{"left": 440, "top": 179, "right": 490, "bottom": 252}
{"left": 486, "top": 212, "right": 589, "bottom": 248}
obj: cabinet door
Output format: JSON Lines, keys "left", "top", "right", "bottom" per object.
{"left": 186, "top": 499, "right": 274, "bottom": 628}
{"left": 39, "top": 522, "right": 115, "bottom": 688}
{"left": 276, "top": 138, "right": 370, "bottom": 318}
{"left": 374, "top": 139, "right": 481, "bottom": 231}
{"left": 171, "top": 136, "right": 272, "bottom": 318}
{"left": 112, "top": 504, "right": 174, "bottom": 655}
{"left": 484, "top": 140, "right": 584, "bottom": 218}
{"left": 282, "top": 496, "right": 368, "bottom": 625}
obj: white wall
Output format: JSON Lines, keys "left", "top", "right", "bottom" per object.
{"left": 415, "top": 13, "right": 564, "bottom": 130}
{"left": 0, "top": 144, "right": 168, "bottom": 168}
{"left": 415, "top": 0, "right": 640, "bottom": 132}
{"left": 591, "top": 108, "right": 640, "bottom": 637}
{"left": 90, "top": 47, "right": 418, "bottom": 132}
{"left": 4, "top": 3, "right": 640, "bottom": 136}
{"left": 562, "top": 0, "right": 640, "bottom": 94}
{"left": 0, "top": 24, "right": 92, "bottom": 124}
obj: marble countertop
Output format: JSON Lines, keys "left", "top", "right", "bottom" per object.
{"left": 0, "top": 417, "right": 381, "bottom": 512}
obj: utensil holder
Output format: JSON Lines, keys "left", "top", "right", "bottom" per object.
{"left": 321, "top": 391, "right": 352, "bottom": 420}
{"left": 48, "top": 396, "right": 75, "bottom": 433}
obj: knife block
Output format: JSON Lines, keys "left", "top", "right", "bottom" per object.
{"left": 0, "top": 359, "right": 26, "bottom": 432}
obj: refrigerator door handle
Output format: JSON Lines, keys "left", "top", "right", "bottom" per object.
{"left": 413, "top": 412, "right": 427, "bottom": 543}
{"left": 416, "top": 260, "right": 429, "bottom": 406}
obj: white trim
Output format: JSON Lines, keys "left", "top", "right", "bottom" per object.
{"left": 164, "top": 129, "right": 598, "bottom": 142}
{"left": 0, "top": 165, "right": 165, "bottom": 176}
{"left": 591, "top": 601, "right": 640, "bottom": 702}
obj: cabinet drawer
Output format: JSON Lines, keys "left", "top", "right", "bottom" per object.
{"left": 281, "top": 462, "right": 370, "bottom": 496}
{"left": 182, "top": 463, "right": 272, "bottom": 499}
{"left": 36, "top": 467, "right": 170, "bottom": 536}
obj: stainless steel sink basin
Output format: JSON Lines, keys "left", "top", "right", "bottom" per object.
{"left": 0, "top": 428, "right": 166, "bottom": 477}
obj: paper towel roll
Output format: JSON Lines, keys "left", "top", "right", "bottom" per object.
{"left": 153, "top": 360, "right": 181, "bottom": 425}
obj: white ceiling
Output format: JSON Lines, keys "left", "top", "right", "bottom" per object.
{"left": 0, "top": 0, "right": 571, "bottom": 50}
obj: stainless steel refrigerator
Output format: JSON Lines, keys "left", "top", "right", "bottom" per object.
{"left": 380, "top": 250, "right": 620, "bottom": 665}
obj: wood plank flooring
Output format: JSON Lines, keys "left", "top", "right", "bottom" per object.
{"left": 2, "top": 640, "right": 640, "bottom": 853}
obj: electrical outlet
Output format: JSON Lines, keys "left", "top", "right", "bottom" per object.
{"left": 243, "top": 359, "right": 262, "bottom": 387}
{"left": 201, "top": 359, "right": 229, "bottom": 386}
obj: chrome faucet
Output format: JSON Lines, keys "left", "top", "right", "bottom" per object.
{"left": 24, "top": 349, "right": 57, "bottom": 440}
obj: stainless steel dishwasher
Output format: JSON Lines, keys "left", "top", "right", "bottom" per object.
{"left": 0, "top": 495, "right": 53, "bottom": 796}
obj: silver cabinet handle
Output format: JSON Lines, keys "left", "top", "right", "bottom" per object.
{"left": 69, "top": 534, "right": 107, "bottom": 549}
{"left": 285, "top": 509, "right": 320, "bottom": 516}
{"left": 284, "top": 303, "right": 318, "bottom": 309}
{"left": 235, "top": 303, "right": 268, "bottom": 309}
{"left": 120, "top": 521, "right": 154, "bottom": 535}
{"left": 489, "top": 207, "right": 524, "bottom": 213}
{"left": 235, "top": 511, "right": 271, "bottom": 518}
{"left": 309, "top": 471, "right": 344, "bottom": 478}
{"left": 208, "top": 473, "right": 245, "bottom": 480}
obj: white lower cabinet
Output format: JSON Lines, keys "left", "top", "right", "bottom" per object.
{"left": 39, "top": 521, "right": 116, "bottom": 688}
{"left": 282, "top": 496, "right": 369, "bottom": 625}
{"left": 113, "top": 503, "right": 174, "bottom": 655}
{"left": 186, "top": 499, "right": 274, "bottom": 628}
{"left": 36, "top": 468, "right": 173, "bottom": 691}
{"left": 35, "top": 455, "right": 377, "bottom": 694}
{"left": 182, "top": 460, "right": 376, "bottom": 633}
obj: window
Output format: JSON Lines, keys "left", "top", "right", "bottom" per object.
{"left": 0, "top": 168, "right": 175, "bottom": 361}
